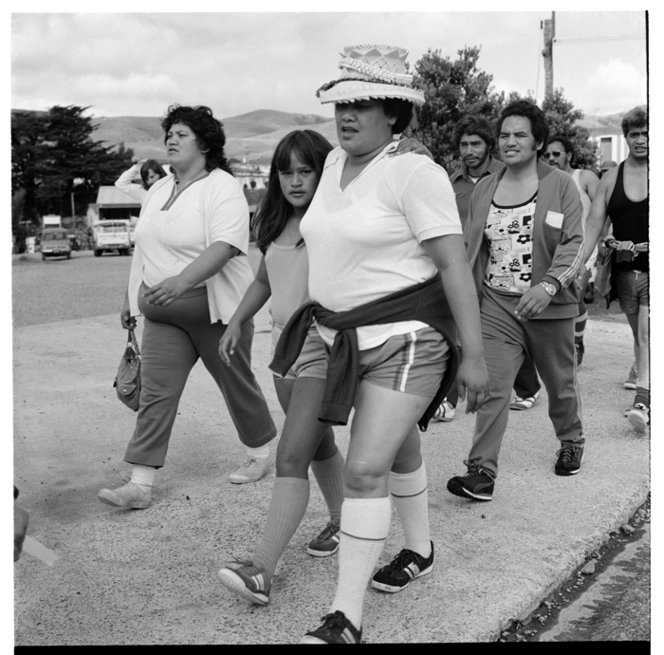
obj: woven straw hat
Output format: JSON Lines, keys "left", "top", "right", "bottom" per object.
{"left": 316, "top": 45, "right": 425, "bottom": 106}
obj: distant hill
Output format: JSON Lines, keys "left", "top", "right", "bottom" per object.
{"left": 13, "top": 107, "right": 627, "bottom": 165}
{"left": 90, "top": 109, "right": 337, "bottom": 164}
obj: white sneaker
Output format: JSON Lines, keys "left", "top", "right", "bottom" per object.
{"left": 510, "top": 391, "right": 540, "bottom": 411}
{"left": 623, "top": 364, "right": 638, "bottom": 390}
{"left": 627, "top": 403, "right": 649, "bottom": 434}
{"left": 229, "top": 447, "right": 276, "bottom": 484}
{"left": 98, "top": 482, "right": 152, "bottom": 509}
{"left": 432, "top": 400, "right": 455, "bottom": 422}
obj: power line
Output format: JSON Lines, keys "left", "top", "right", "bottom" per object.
{"left": 554, "top": 35, "right": 645, "bottom": 45}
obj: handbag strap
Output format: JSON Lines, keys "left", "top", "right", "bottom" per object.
{"left": 127, "top": 328, "right": 140, "bottom": 355}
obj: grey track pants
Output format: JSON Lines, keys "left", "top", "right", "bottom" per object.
{"left": 124, "top": 285, "right": 277, "bottom": 468}
{"left": 468, "top": 286, "right": 584, "bottom": 478}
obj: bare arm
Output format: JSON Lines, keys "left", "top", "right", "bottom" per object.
{"left": 583, "top": 168, "right": 616, "bottom": 264}
{"left": 581, "top": 169, "right": 600, "bottom": 203}
{"left": 422, "top": 233, "right": 489, "bottom": 413}
{"left": 219, "top": 257, "right": 272, "bottom": 365}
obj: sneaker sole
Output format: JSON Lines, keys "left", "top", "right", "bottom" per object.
{"left": 447, "top": 480, "right": 493, "bottom": 501}
{"left": 300, "top": 634, "right": 361, "bottom": 645}
{"left": 97, "top": 490, "right": 151, "bottom": 509}
{"left": 628, "top": 411, "right": 649, "bottom": 434}
{"left": 307, "top": 543, "right": 339, "bottom": 557}
{"left": 623, "top": 382, "right": 637, "bottom": 390}
{"left": 228, "top": 476, "right": 266, "bottom": 485}
{"left": 300, "top": 635, "right": 329, "bottom": 644}
{"left": 371, "top": 563, "right": 433, "bottom": 593}
{"left": 218, "top": 568, "right": 269, "bottom": 605}
{"left": 510, "top": 404, "right": 533, "bottom": 411}
{"left": 554, "top": 467, "right": 582, "bottom": 476}
{"left": 555, "top": 452, "right": 584, "bottom": 476}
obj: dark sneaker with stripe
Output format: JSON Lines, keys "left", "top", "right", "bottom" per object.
{"left": 371, "top": 541, "right": 434, "bottom": 593}
{"left": 307, "top": 521, "right": 340, "bottom": 557}
{"left": 554, "top": 444, "right": 584, "bottom": 476}
{"left": 300, "top": 610, "right": 362, "bottom": 644}
{"left": 447, "top": 462, "right": 494, "bottom": 501}
{"left": 218, "top": 559, "right": 270, "bottom": 605}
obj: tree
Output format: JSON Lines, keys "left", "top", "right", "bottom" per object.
{"left": 11, "top": 105, "right": 134, "bottom": 231}
{"left": 410, "top": 48, "right": 597, "bottom": 173}
{"left": 541, "top": 89, "right": 598, "bottom": 170}
{"left": 411, "top": 46, "right": 504, "bottom": 170}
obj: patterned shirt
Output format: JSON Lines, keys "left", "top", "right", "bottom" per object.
{"left": 484, "top": 193, "right": 537, "bottom": 295}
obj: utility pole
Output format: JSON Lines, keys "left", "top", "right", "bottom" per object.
{"left": 542, "top": 11, "right": 556, "bottom": 101}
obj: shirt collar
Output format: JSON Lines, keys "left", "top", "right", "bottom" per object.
{"left": 451, "top": 156, "right": 503, "bottom": 182}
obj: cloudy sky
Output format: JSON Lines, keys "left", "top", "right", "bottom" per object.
{"left": 9, "top": 8, "right": 648, "bottom": 122}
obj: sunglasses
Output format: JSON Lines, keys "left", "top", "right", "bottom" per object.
{"left": 543, "top": 151, "right": 564, "bottom": 159}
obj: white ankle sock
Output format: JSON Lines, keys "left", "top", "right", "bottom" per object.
{"left": 130, "top": 464, "right": 156, "bottom": 488}
{"left": 388, "top": 464, "right": 431, "bottom": 558}
{"left": 330, "top": 496, "right": 392, "bottom": 631}
{"left": 246, "top": 444, "right": 271, "bottom": 459}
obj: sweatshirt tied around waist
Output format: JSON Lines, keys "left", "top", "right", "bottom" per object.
{"left": 269, "top": 273, "right": 460, "bottom": 431}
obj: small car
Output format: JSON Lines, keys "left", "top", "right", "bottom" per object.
{"left": 40, "top": 228, "right": 72, "bottom": 260}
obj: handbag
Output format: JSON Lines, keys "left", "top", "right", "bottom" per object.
{"left": 114, "top": 329, "right": 141, "bottom": 411}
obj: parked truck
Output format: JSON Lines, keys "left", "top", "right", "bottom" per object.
{"left": 92, "top": 219, "right": 132, "bottom": 257}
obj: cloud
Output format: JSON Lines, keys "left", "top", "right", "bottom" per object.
{"left": 586, "top": 59, "right": 647, "bottom": 114}
{"left": 10, "top": 12, "right": 648, "bottom": 120}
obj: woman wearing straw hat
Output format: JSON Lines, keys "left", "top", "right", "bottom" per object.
{"left": 271, "top": 45, "right": 489, "bottom": 644}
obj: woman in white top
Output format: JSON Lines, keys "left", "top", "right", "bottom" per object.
{"left": 98, "top": 105, "right": 277, "bottom": 511}
{"left": 298, "top": 46, "right": 489, "bottom": 645}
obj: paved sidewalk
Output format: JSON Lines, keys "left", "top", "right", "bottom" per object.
{"left": 13, "top": 311, "right": 649, "bottom": 645}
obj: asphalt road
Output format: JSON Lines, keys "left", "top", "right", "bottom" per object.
{"left": 12, "top": 250, "right": 134, "bottom": 328}
{"left": 12, "top": 247, "right": 651, "bottom": 645}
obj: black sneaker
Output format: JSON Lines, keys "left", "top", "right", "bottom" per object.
{"left": 554, "top": 444, "right": 584, "bottom": 476}
{"left": 300, "top": 610, "right": 362, "bottom": 644}
{"left": 447, "top": 462, "right": 494, "bottom": 501}
{"left": 307, "top": 521, "right": 340, "bottom": 557}
{"left": 371, "top": 541, "right": 434, "bottom": 593}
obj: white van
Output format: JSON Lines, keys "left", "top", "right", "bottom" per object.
{"left": 93, "top": 220, "right": 132, "bottom": 257}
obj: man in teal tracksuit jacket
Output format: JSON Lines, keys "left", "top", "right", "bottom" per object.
{"left": 447, "top": 100, "right": 585, "bottom": 502}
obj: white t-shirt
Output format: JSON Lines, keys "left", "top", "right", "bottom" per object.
{"left": 301, "top": 142, "right": 462, "bottom": 350}
{"left": 128, "top": 168, "right": 254, "bottom": 323}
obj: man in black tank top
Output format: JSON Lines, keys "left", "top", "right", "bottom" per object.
{"left": 582, "top": 106, "right": 649, "bottom": 434}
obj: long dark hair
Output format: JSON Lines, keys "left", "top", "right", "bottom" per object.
{"left": 139, "top": 159, "right": 167, "bottom": 190}
{"left": 161, "top": 104, "right": 233, "bottom": 175}
{"left": 253, "top": 130, "right": 333, "bottom": 253}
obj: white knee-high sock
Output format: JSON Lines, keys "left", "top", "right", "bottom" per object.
{"left": 388, "top": 463, "right": 431, "bottom": 558}
{"left": 330, "top": 496, "right": 392, "bottom": 631}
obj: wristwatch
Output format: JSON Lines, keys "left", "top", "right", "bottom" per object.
{"left": 539, "top": 281, "right": 557, "bottom": 297}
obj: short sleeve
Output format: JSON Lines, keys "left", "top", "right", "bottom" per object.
{"left": 396, "top": 157, "right": 463, "bottom": 242}
{"left": 204, "top": 172, "right": 251, "bottom": 255}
